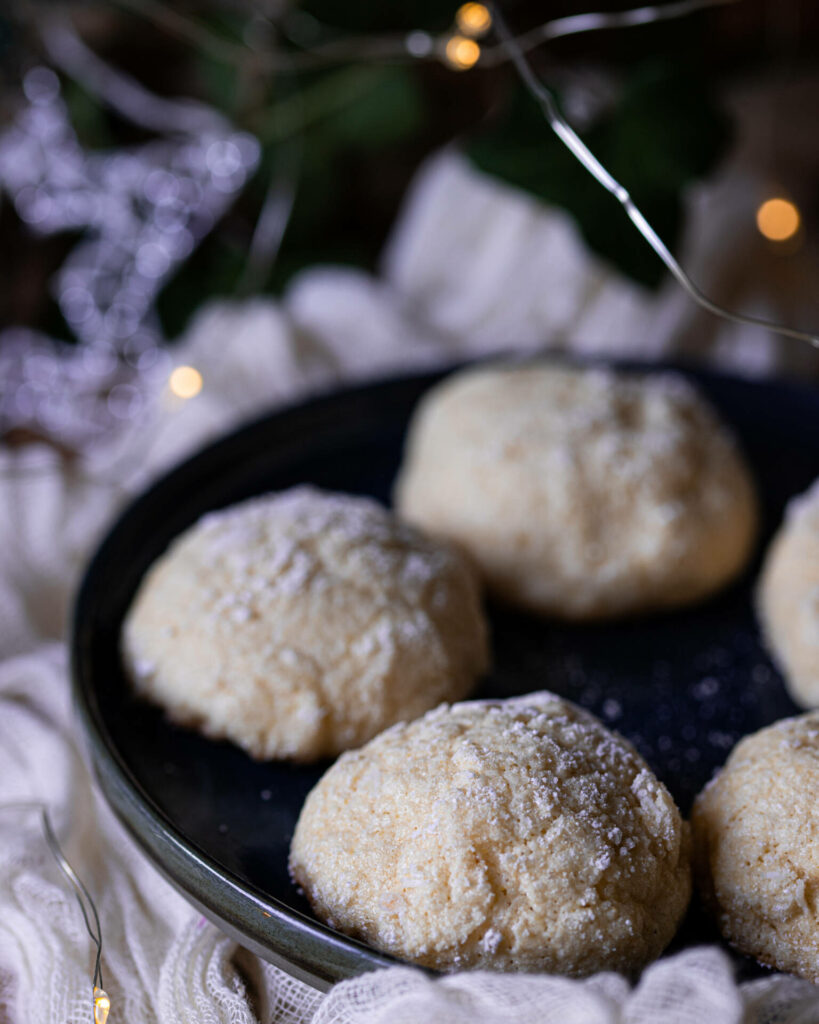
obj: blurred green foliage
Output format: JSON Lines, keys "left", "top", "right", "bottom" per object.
{"left": 157, "top": 2, "right": 730, "bottom": 335}
{"left": 158, "top": 59, "right": 431, "bottom": 335}
{"left": 0, "top": 2, "right": 731, "bottom": 340}
{"left": 468, "top": 65, "right": 730, "bottom": 287}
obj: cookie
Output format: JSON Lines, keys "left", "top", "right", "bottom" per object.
{"left": 692, "top": 712, "right": 819, "bottom": 982}
{"left": 290, "top": 692, "right": 691, "bottom": 973}
{"left": 395, "top": 363, "right": 758, "bottom": 619}
{"left": 758, "top": 479, "right": 819, "bottom": 707}
{"left": 122, "top": 487, "right": 489, "bottom": 761}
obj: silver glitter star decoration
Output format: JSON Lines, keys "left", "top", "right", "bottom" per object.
{"left": 0, "top": 40, "right": 259, "bottom": 450}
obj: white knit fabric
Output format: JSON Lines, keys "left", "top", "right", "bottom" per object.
{"left": 1, "top": 131, "right": 818, "bottom": 1022}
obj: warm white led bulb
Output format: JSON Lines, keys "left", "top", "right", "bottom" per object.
{"left": 93, "top": 986, "right": 111, "bottom": 1024}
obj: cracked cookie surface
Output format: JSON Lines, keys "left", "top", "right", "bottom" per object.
{"left": 122, "top": 487, "right": 488, "bottom": 761}
{"left": 289, "top": 692, "right": 691, "bottom": 973}
{"left": 692, "top": 712, "right": 819, "bottom": 982}
{"left": 758, "top": 478, "right": 819, "bottom": 708}
{"left": 395, "top": 363, "right": 758, "bottom": 619}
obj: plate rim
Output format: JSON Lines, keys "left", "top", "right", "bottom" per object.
{"left": 70, "top": 372, "right": 439, "bottom": 991}
{"left": 71, "top": 357, "right": 819, "bottom": 991}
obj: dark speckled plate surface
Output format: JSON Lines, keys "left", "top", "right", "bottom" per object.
{"left": 72, "top": 360, "right": 819, "bottom": 991}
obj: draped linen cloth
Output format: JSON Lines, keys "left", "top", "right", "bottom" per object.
{"left": 1, "top": 133, "right": 818, "bottom": 1024}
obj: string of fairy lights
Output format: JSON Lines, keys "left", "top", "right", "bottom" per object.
{"left": 163, "top": 0, "right": 813, "bottom": 406}
{"left": 0, "top": 0, "right": 813, "bottom": 450}
{"left": 0, "top": 803, "right": 109, "bottom": 1024}
{"left": 0, "top": 7, "right": 814, "bottom": 1016}
{"left": 490, "top": 2, "right": 817, "bottom": 350}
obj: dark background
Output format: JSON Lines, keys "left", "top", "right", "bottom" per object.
{"left": 1, "top": 0, "right": 817, "bottom": 342}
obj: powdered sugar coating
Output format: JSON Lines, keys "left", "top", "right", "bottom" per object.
{"left": 289, "top": 692, "right": 691, "bottom": 973}
{"left": 692, "top": 712, "right": 819, "bottom": 982}
{"left": 758, "top": 478, "right": 819, "bottom": 707}
{"left": 122, "top": 487, "right": 489, "bottom": 761}
{"left": 395, "top": 363, "right": 758, "bottom": 619}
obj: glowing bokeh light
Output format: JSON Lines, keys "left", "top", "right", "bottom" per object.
{"left": 444, "top": 35, "right": 481, "bottom": 70}
{"left": 756, "top": 198, "right": 801, "bottom": 242}
{"left": 456, "top": 3, "right": 492, "bottom": 37}
{"left": 169, "top": 364, "right": 203, "bottom": 399}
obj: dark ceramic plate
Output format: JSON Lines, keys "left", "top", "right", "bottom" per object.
{"left": 72, "top": 361, "right": 819, "bottom": 991}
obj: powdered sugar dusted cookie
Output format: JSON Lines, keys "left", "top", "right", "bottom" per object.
{"left": 758, "top": 479, "right": 819, "bottom": 707}
{"left": 692, "top": 712, "right": 819, "bottom": 982}
{"left": 395, "top": 363, "right": 758, "bottom": 619}
{"left": 122, "top": 487, "right": 489, "bottom": 761}
{"left": 289, "top": 692, "right": 691, "bottom": 973}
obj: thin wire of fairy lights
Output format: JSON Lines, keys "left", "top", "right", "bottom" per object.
{"left": 477, "top": 0, "right": 741, "bottom": 65}
{"left": 0, "top": 0, "right": 816, "bottom": 460}
{"left": 0, "top": 802, "right": 110, "bottom": 1023}
{"left": 107, "top": 0, "right": 738, "bottom": 72}
{"left": 488, "top": 3, "right": 819, "bottom": 349}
